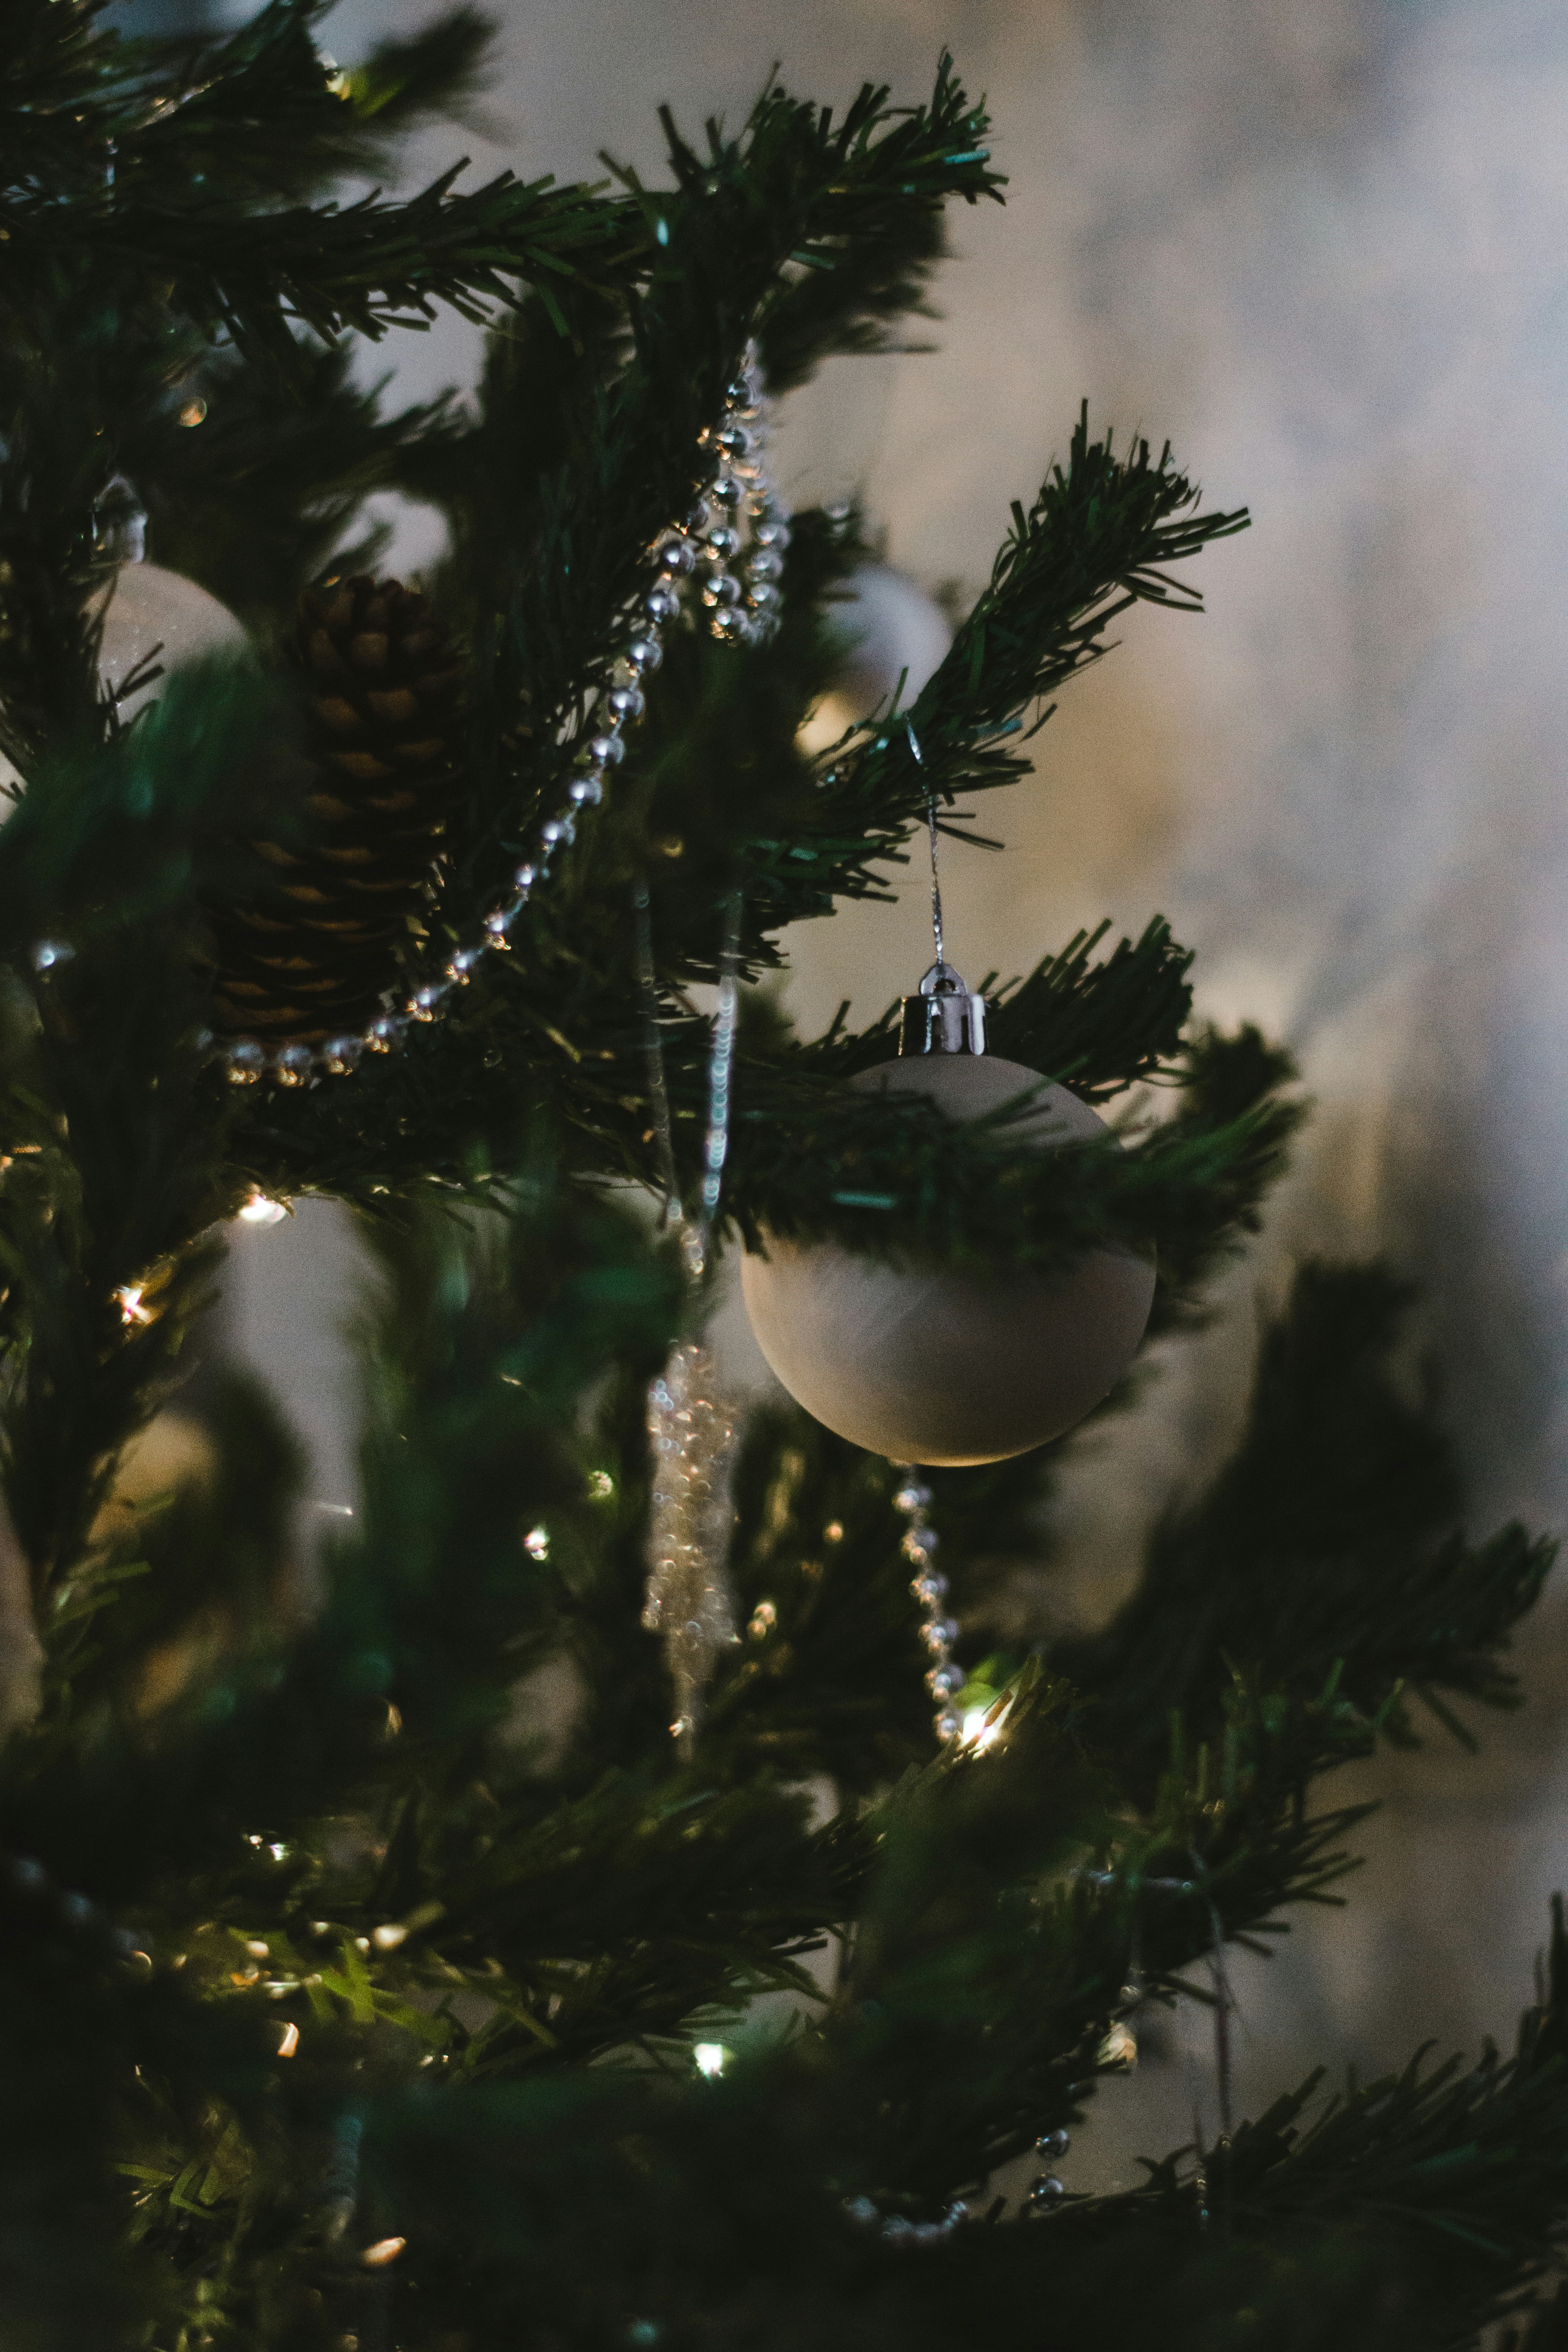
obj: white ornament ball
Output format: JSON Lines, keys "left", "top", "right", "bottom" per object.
{"left": 96, "top": 562, "right": 250, "bottom": 721}
{"left": 798, "top": 565, "right": 952, "bottom": 756}
{"left": 0, "top": 565, "right": 250, "bottom": 816}
{"left": 740, "top": 1054, "right": 1155, "bottom": 1466}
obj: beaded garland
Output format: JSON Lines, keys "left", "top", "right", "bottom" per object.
{"left": 24, "top": 348, "right": 786, "bottom": 1089}
{"left": 890, "top": 1469, "right": 966, "bottom": 1746}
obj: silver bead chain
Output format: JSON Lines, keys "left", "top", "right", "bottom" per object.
{"left": 23, "top": 346, "right": 786, "bottom": 1091}
{"left": 890, "top": 1468, "right": 965, "bottom": 1745}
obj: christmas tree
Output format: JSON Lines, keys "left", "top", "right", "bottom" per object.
{"left": 0, "top": 7, "right": 1560, "bottom": 2348}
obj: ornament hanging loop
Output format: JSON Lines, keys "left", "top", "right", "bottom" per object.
{"left": 898, "top": 722, "right": 986, "bottom": 1056}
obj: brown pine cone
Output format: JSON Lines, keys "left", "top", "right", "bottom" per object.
{"left": 207, "top": 576, "right": 464, "bottom": 1045}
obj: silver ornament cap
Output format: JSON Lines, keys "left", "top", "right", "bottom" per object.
{"left": 898, "top": 960, "right": 987, "bottom": 1057}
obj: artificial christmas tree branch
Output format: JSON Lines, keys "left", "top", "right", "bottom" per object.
{"left": 0, "top": 10, "right": 1556, "bottom": 2348}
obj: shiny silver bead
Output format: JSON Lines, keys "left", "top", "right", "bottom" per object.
{"left": 644, "top": 583, "right": 681, "bottom": 625}
{"left": 902, "top": 1527, "right": 939, "bottom": 1560}
{"left": 513, "top": 862, "right": 537, "bottom": 893}
{"left": 704, "top": 524, "right": 742, "bottom": 562}
{"left": 270, "top": 1043, "right": 314, "bottom": 1087}
{"left": 1036, "top": 2127, "right": 1070, "bottom": 2160}
{"left": 410, "top": 984, "right": 446, "bottom": 1022}
{"left": 320, "top": 1034, "right": 363, "bottom": 1074}
{"left": 655, "top": 536, "right": 696, "bottom": 576}
{"left": 934, "top": 1707, "right": 961, "bottom": 1741}
{"left": 701, "top": 572, "right": 742, "bottom": 609}
{"left": 712, "top": 606, "right": 755, "bottom": 644}
{"left": 942, "top": 2201, "right": 969, "bottom": 2230}
{"left": 895, "top": 1481, "right": 933, "bottom": 1510}
{"left": 921, "top": 1617, "right": 958, "bottom": 1652}
{"left": 927, "top": 1663, "right": 964, "bottom": 1699}
{"left": 225, "top": 1040, "right": 265, "bottom": 1086}
{"left": 715, "top": 422, "right": 753, "bottom": 458}
{"left": 483, "top": 908, "right": 514, "bottom": 947}
{"left": 587, "top": 732, "right": 625, "bottom": 766}
{"left": 446, "top": 948, "right": 481, "bottom": 983}
{"left": 710, "top": 473, "right": 743, "bottom": 508}
{"left": 748, "top": 580, "right": 782, "bottom": 612}
{"left": 604, "top": 683, "right": 644, "bottom": 723}
{"left": 626, "top": 636, "right": 663, "bottom": 674}
{"left": 365, "top": 1014, "right": 405, "bottom": 1053}
{"left": 541, "top": 816, "right": 575, "bottom": 847}
{"left": 569, "top": 774, "right": 603, "bottom": 806}
{"left": 754, "top": 517, "right": 792, "bottom": 550}
{"left": 1026, "top": 2175, "right": 1065, "bottom": 2210}
{"left": 684, "top": 499, "right": 715, "bottom": 534}
{"left": 912, "top": 1572, "right": 947, "bottom": 1604}
{"left": 747, "top": 546, "right": 784, "bottom": 583}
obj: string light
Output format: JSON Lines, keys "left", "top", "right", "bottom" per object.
{"left": 277, "top": 2021, "right": 299, "bottom": 2057}
{"left": 360, "top": 2238, "right": 406, "bottom": 2270}
{"left": 115, "top": 1284, "right": 152, "bottom": 1326}
{"left": 693, "top": 2043, "right": 728, "bottom": 2078}
{"left": 236, "top": 1191, "right": 287, "bottom": 1226}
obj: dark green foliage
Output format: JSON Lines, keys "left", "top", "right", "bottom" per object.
{"left": 0, "top": 8, "right": 1556, "bottom": 2352}
{"left": 1058, "top": 1261, "right": 1556, "bottom": 1789}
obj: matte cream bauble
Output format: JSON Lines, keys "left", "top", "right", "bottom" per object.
{"left": 740, "top": 967, "right": 1154, "bottom": 1466}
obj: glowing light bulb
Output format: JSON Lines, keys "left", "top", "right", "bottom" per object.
{"left": 360, "top": 2238, "right": 406, "bottom": 2269}
{"left": 116, "top": 1284, "right": 152, "bottom": 1326}
{"left": 524, "top": 1525, "right": 550, "bottom": 1560}
{"left": 277, "top": 2021, "right": 299, "bottom": 2058}
{"left": 237, "top": 1191, "right": 287, "bottom": 1226}
{"left": 693, "top": 2042, "right": 728, "bottom": 2079}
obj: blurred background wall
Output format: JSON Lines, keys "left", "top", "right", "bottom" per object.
{"left": 130, "top": 0, "right": 1568, "bottom": 2188}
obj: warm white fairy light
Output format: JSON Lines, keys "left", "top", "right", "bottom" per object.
{"left": 277, "top": 2020, "right": 299, "bottom": 2058}
{"left": 236, "top": 1191, "right": 287, "bottom": 1226}
{"left": 115, "top": 1284, "right": 152, "bottom": 1326}
{"left": 961, "top": 1705, "right": 1004, "bottom": 1750}
{"left": 693, "top": 2042, "right": 728, "bottom": 2078}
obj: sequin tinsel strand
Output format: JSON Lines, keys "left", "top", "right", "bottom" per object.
{"left": 30, "top": 347, "right": 788, "bottom": 1089}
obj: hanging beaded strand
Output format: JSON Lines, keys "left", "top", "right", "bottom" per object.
{"left": 105, "top": 345, "right": 784, "bottom": 1092}
{"left": 890, "top": 1470, "right": 965, "bottom": 1746}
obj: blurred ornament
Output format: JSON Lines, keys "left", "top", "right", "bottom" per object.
{"left": 797, "top": 565, "right": 951, "bottom": 756}
{"left": 96, "top": 560, "right": 249, "bottom": 719}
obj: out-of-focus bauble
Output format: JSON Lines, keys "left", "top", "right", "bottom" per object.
{"left": 739, "top": 1054, "right": 1155, "bottom": 1466}
{"left": 798, "top": 565, "right": 952, "bottom": 756}
{"left": 0, "top": 564, "right": 249, "bottom": 815}
{"left": 96, "top": 562, "right": 250, "bottom": 719}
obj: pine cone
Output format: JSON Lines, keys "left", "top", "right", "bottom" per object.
{"left": 207, "top": 576, "right": 464, "bottom": 1045}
